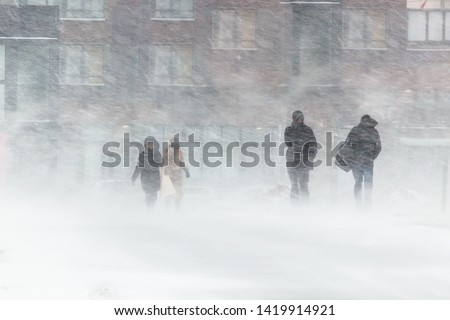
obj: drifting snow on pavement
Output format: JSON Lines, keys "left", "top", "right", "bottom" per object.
{"left": 1, "top": 188, "right": 450, "bottom": 300}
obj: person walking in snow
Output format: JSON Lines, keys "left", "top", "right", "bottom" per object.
{"left": 163, "top": 134, "right": 190, "bottom": 209}
{"left": 131, "top": 136, "right": 163, "bottom": 209}
{"left": 284, "top": 110, "right": 317, "bottom": 204}
{"left": 345, "top": 115, "right": 382, "bottom": 208}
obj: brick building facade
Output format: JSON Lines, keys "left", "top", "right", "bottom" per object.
{"left": 0, "top": 0, "right": 449, "bottom": 185}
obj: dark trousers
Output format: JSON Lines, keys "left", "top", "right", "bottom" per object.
{"left": 287, "top": 166, "right": 310, "bottom": 203}
{"left": 145, "top": 190, "right": 158, "bottom": 208}
{"left": 352, "top": 162, "right": 374, "bottom": 207}
{"left": 141, "top": 171, "right": 160, "bottom": 209}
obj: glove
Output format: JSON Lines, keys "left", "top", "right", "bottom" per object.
{"left": 185, "top": 171, "right": 190, "bottom": 178}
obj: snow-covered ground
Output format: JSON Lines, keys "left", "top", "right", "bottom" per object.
{"left": 1, "top": 184, "right": 450, "bottom": 300}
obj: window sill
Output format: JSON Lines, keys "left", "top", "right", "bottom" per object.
{"left": 407, "top": 47, "right": 450, "bottom": 51}
{"left": 280, "top": 1, "right": 340, "bottom": 4}
{"left": 342, "top": 47, "right": 387, "bottom": 51}
{"left": 60, "top": 83, "right": 105, "bottom": 86}
{"left": 0, "top": 36, "right": 57, "bottom": 40}
{"left": 212, "top": 47, "right": 258, "bottom": 51}
{"left": 149, "top": 83, "right": 194, "bottom": 87}
{"left": 60, "top": 18, "right": 106, "bottom": 21}
{"left": 150, "top": 18, "right": 195, "bottom": 21}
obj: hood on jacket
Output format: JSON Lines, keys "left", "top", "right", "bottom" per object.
{"left": 144, "top": 136, "right": 159, "bottom": 150}
{"left": 168, "top": 133, "right": 181, "bottom": 148}
{"left": 359, "top": 115, "right": 378, "bottom": 128}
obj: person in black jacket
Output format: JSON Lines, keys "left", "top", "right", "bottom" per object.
{"left": 345, "top": 115, "right": 382, "bottom": 208}
{"left": 284, "top": 110, "right": 317, "bottom": 204}
{"left": 132, "top": 136, "right": 163, "bottom": 209}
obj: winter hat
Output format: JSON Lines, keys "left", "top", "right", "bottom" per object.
{"left": 292, "top": 110, "right": 304, "bottom": 123}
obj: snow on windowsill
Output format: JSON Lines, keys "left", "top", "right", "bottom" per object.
{"left": 149, "top": 84, "right": 194, "bottom": 87}
{"left": 60, "top": 83, "right": 105, "bottom": 86}
{"left": 212, "top": 47, "right": 258, "bottom": 51}
{"left": 279, "top": 1, "right": 341, "bottom": 4}
{"left": 60, "top": 18, "right": 106, "bottom": 21}
{"left": 150, "top": 18, "right": 195, "bottom": 21}
{"left": 407, "top": 47, "right": 450, "bottom": 51}
{"left": 342, "top": 47, "right": 387, "bottom": 51}
{"left": 0, "top": 37, "right": 57, "bottom": 40}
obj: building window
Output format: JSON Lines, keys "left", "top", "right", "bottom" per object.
{"left": 152, "top": 0, "right": 194, "bottom": 19}
{"left": 148, "top": 45, "right": 192, "bottom": 85}
{"left": 60, "top": 45, "right": 103, "bottom": 85}
{"left": 17, "top": 46, "right": 50, "bottom": 120}
{"left": 22, "top": 0, "right": 58, "bottom": 5}
{"left": 21, "top": 0, "right": 104, "bottom": 19}
{"left": 0, "top": 45, "right": 4, "bottom": 120}
{"left": 343, "top": 9, "right": 386, "bottom": 48}
{"left": 407, "top": 0, "right": 450, "bottom": 41}
{"left": 407, "top": 0, "right": 450, "bottom": 10}
{"left": 61, "top": 0, "right": 104, "bottom": 19}
{"left": 295, "top": 8, "right": 333, "bottom": 86}
{"left": 212, "top": 9, "right": 256, "bottom": 49}
{"left": 408, "top": 10, "right": 450, "bottom": 41}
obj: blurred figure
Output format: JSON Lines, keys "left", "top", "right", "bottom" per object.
{"left": 132, "top": 136, "right": 163, "bottom": 210}
{"left": 163, "top": 134, "right": 190, "bottom": 209}
{"left": 345, "top": 115, "right": 382, "bottom": 209}
{"left": 284, "top": 110, "right": 317, "bottom": 204}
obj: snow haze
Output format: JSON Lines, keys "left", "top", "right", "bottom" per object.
{"left": 1, "top": 0, "right": 450, "bottom": 300}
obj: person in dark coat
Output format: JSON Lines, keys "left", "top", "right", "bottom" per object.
{"left": 131, "top": 136, "right": 163, "bottom": 209}
{"left": 345, "top": 115, "right": 382, "bottom": 208}
{"left": 284, "top": 110, "right": 317, "bottom": 204}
